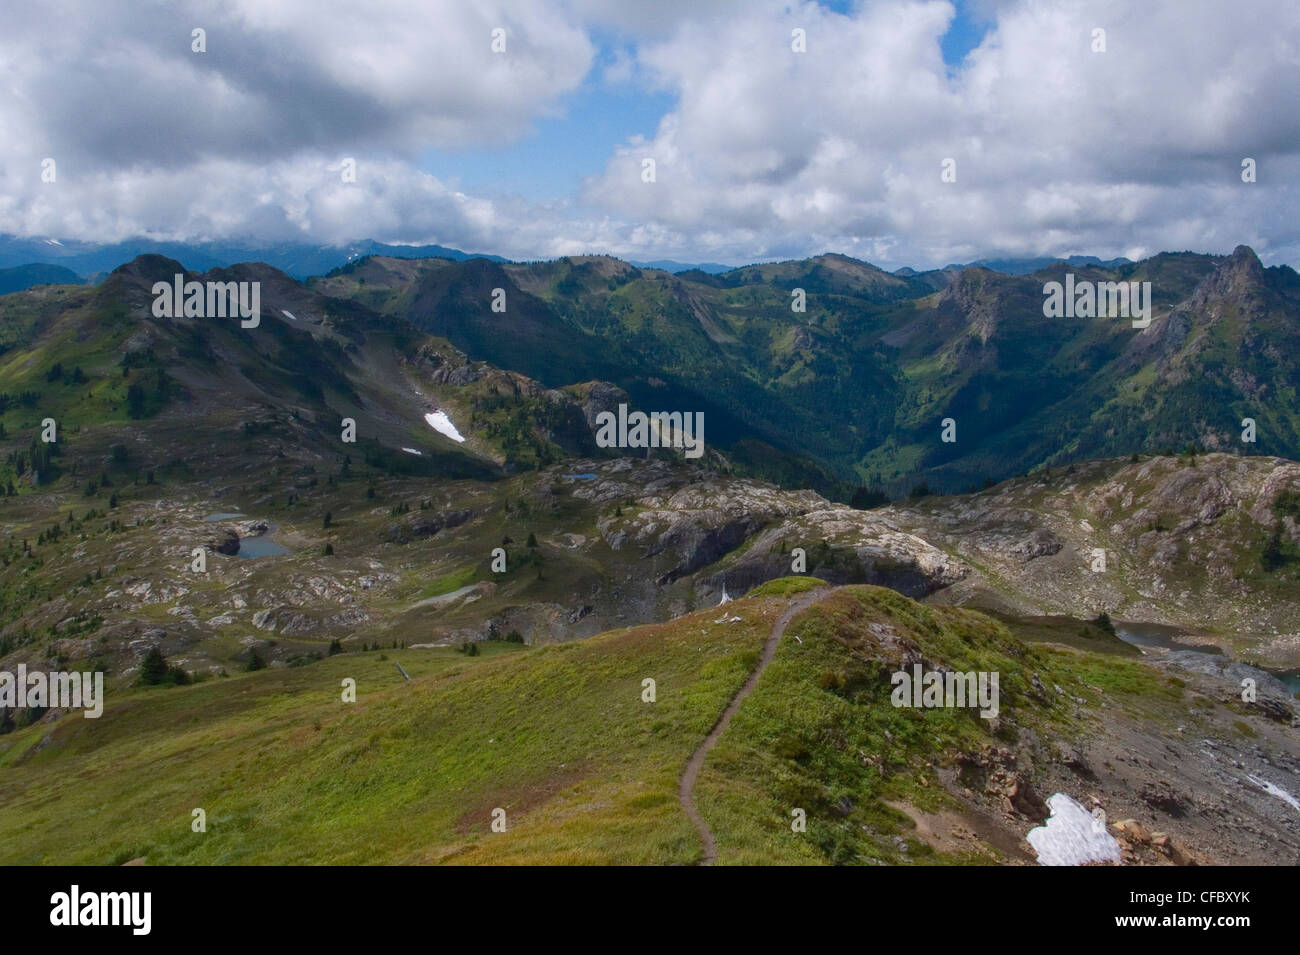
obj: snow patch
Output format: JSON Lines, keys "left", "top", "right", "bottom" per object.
{"left": 400, "top": 447, "right": 422, "bottom": 456}
{"left": 282, "top": 309, "right": 297, "bottom": 320}
{"left": 1026, "top": 793, "right": 1121, "bottom": 866}
{"left": 425, "top": 410, "right": 466, "bottom": 443}
{"left": 1248, "top": 774, "right": 1300, "bottom": 814}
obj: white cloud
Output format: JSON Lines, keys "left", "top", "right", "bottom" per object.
{"left": 1, "top": 0, "right": 1297, "bottom": 268}
{"left": 582, "top": 0, "right": 1300, "bottom": 267}
{"left": 0, "top": 0, "right": 593, "bottom": 169}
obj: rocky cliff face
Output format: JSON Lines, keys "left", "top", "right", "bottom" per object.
{"left": 697, "top": 508, "right": 969, "bottom": 599}
{"left": 11, "top": 447, "right": 1300, "bottom": 677}
{"left": 884, "top": 453, "right": 1300, "bottom": 667}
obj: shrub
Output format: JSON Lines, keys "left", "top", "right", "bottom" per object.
{"left": 1261, "top": 529, "right": 1285, "bottom": 571}
{"left": 850, "top": 486, "right": 888, "bottom": 509}
{"left": 817, "top": 670, "right": 844, "bottom": 691}
{"left": 138, "top": 646, "right": 191, "bottom": 686}
{"left": 138, "top": 647, "right": 169, "bottom": 685}
{"left": 773, "top": 733, "right": 809, "bottom": 760}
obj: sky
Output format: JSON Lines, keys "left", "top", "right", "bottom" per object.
{"left": 0, "top": 0, "right": 1296, "bottom": 270}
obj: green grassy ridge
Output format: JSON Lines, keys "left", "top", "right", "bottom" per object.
{"left": 0, "top": 598, "right": 784, "bottom": 864}
{"left": 0, "top": 295, "right": 157, "bottom": 436}
{"left": 0, "top": 580, "right": 1182, "bottom": 865}
{"left": 984, "top": 610, "right": 1141, "bottom": 658}
{"left": 693, "top": 586, "right": 1100, "bottom": 865}
{"left": 746, "top": 576, "right": 828, "bottom": 598}
{"left": 412, "top": 563, "right": 486, "bottom": 600}
{"left": 0, "top": 272, "right": 599, "bottom": 491}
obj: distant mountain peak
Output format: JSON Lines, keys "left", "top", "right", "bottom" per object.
{"left": 1229, "top": 243, "right": 1265, "bottom": 275}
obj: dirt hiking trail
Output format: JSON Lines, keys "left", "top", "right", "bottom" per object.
{"left": 678, "top": 587, "right": 829, "bottom": 865}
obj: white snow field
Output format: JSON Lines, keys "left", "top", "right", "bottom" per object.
{"left": 424, "top": 410, "right": 466, "bottom": 443}
{"left": 1026, "top": 793, "right": 1122, "bottom": 866}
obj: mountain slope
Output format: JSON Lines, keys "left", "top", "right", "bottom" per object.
{"left": 887, "top": 452, "right": 1300, "bottom": 667}
{"left": 3, "top": 254, "right": 1299, "bottom": 867}
{"left": 0, "top": 582, "right": 1292, "bottom": 865}
{"left": 313, "top": 246, "right": 1300, "bottom": 495}
{"left": 0, "top": 264, "right": 84, "bottom": 296}
{"left": 0, "top": 234, "right": 507, "bottom": 280}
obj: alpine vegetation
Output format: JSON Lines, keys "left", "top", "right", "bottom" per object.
{"left": 594, "top": 403, "right": 705, "bottom": 459}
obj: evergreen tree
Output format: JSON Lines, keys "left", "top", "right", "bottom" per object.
{"left": 126, "top": 382, "right": 147, "bottom": 418}
{"left": 139, "top": 646, "right": 169, "bottom": 685}
{"left": 1262, "top": 529, "right": 1285, "bottom": 571}
{"left": 850, "top": 486, "right": 888, "bottom": 509}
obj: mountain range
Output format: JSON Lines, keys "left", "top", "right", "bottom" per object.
{"left": 310, "top": 244, "right": 1300, "bottom": 495}
{"left": 0, "top": 235, "right": 508, "bottom": 283}
{"left": 0, "top": 233, "right": 1168, "bottom": 285}
{"left": 3, "top": 244, "right": 1298, "bottom": 499}
{"left": 1, "top": 241, "right": 1298, "bottom": 866}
